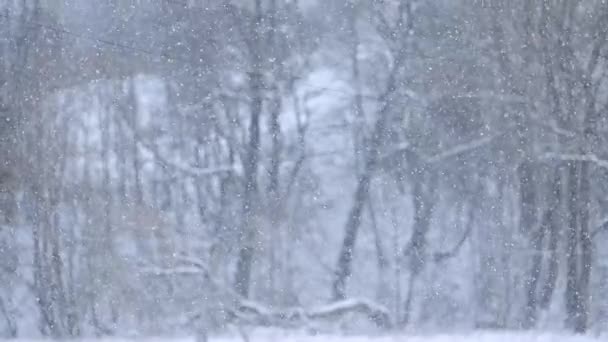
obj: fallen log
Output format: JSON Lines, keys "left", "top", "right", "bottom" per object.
{"left": 231, "top": 298, "right": 392, "bottom": 329}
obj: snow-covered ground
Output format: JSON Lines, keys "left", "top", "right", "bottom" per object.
{"left": 4, "top": 332, "right": 604, "bottom": 342}
{"left": 207, "top": 331, "right": 605, "bottom": 342}
{"left": 210, "top": 334, "right": 601, "bottom": 342}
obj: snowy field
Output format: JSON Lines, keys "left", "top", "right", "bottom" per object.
{"left": 55, "top": 332, "right": 604, "bottom": 342}
{"left": 5, "top": 330, "right": 606, "bottom": 342}
{"left": 208, "top": 332, "right": 604, "bottom": 342}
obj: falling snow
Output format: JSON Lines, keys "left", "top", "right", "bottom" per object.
{"left": 0, "top": 0, "right": 607, "bottom": 341}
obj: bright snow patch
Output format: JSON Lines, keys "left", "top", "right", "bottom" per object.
{"left": 208, "top": 331, "right": 605, "bottom": 342}
{"left": 4, "top": 332, "right": 604, "bottom": 342}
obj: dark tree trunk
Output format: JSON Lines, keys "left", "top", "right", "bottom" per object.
{"left": 331, "top": 0, "right": 414, "bottom": 301}
{"left": 518, "top": 161, "right": 537, "bottom": 233}
{"left": 267, "top": 0, "right": 281, "bottom": 196}
{"left": 332, "top": 170, "right": 373, "bottom": 301}
{"left": 266, "top": 0, "right": 282, "bottom": 301}
{"left": 234, "top": 0, "right": 264, "bottom": 299}
{"left": 518, "top": 159, "right": 541, "bottom": 328}
{"left": 129, "top": 80, "right": 142, "bottom": 204}
{"left": 523, "top": 216, "right": 545, "bottom": 328}
{"left": 539, "top": 170, "right": 562, "bottom": 310}
{"left": 564, "top": 160, "right": 591, "bottom": 333}
{"left": 565, "top": 161, "right": 583, "bottom": 332}
{"left": 401, "top": 171, "right": 436, "bottom": 326}
{"left": 576, "top": 161, "right": 592, "bottom": 333}
{"left": 331, "top": 38, "right": 409, "bottom": 301}
{"left": 234, "top": 68, "right": 263, "bottom": 299}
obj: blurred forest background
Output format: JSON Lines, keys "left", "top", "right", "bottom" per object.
{"left": 1, "top": 0, "right": 608, "bottom": 338}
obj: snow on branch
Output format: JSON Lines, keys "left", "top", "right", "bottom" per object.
{"left": 140, "top": 265, "right": 206, "bottom": 276}
{"left": 381, "top": 131, "right": 506, "bottom": 166}
{"left": 445, "top": 90, "right": 527, "bottom": 104}
{"left": 541, "top": 152, "right": 608, "bottom": 169}
{"left": 141, "top": 256, "right": 392, "bottom": 329}
{"left": 592, "top": 217, "right": 608, "bottom": 238}
{"left": 232, "top": 298, "right": 392, "bottom": 329}
{"left": 433, "top": 223, "right": 473, "bottom": 262}
{"left": 530, "top": 117, "right": 577, "bottom": 138}
{"left": 308, "top": 298, "right": 390, "bottom": 325}
{"left": 138, "top": 139, "right": 234, "bottom": 178}
{"left": 425, "top": 132, "right": 504, "bottom": 164}
{"left": 117, "top": 115, "right": 234, "bottom": 178}
{"left": 138, "top": 254, "right": 212, "bottom": 277}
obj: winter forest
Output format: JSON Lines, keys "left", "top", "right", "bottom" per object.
{"left": 1, "top": 0, "right": 608, "bottom": 340}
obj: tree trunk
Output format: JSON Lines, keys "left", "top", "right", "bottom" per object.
{"left": 234, "top": 0, "right": 264, "bottom": 299}
{"left": 518, "top": 161, "right": 537, "bottom": 233}
{"left": 564, "top": 160, "right": 591, "bottom": 333}
{"left": 129, "top": 80, "right": 142, "bottom": 204}
{"left": 523, "top": 215, "right": 545, "bottom": 328}
{"left": 539, "top": 170, "right": 562, "bottom": 310}
{"left": 331, "top": 46, "right": 407, "bottom": 301}
{"left": 332, "top": 170, "right": 373, "bottom": 301}
{"left": 576, "top": 161, "right": 592, "bottom": 333}
{"left": 331, "top": 0, "right": 414, "bottom": 301}
{"left": 565, "top": 161, "right": 583, "bottom": 332}
{"left": 401, "top": 171, "right": 436, "bottom": 326}
{"left": 518, "top": 159, "right": 541, "bottom": 328}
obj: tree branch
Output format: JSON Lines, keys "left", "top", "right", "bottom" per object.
{"left": 592, "top": 218, "right": 608, "bottom": 239}
{"left": 234, "top": 298, "right": 392, "bottom": 329}
{"left": 541, "top": 152, "right": 608, "bottom": 170}
{"left": 118, "top": 114, "right": 234, "bottom": 178}
{"left": 433, "top": 222, "right": 473, "bottom": 263}
{"left": 425, "top": 132, "right": 505, "bottom": 164}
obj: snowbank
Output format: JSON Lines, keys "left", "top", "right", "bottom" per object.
{"left": 211, "top": 331, "right": 605, "bottom": 342}
{"left": 2, "top": 332, "right": 604, "bottom": 342}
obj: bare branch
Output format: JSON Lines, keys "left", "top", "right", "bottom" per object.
{"left": 139, "top": 265, "right": 206, "bottom": 277}
{"left": 139, "top": 139, "right": 235, "bottom": 178}
{"left": 426, "top": 132, "right": 505, "bottom": 164}
{"left": 541, "top": 152, "right": 608, "bottom": 170}
{"left": 117, "top": 114, "right": 234, "bottom": 178}
{"left": 592, "top": 217, "right": 608, "bottom": 239}
{"left": 433, "top": 223, "right": 473, "bottom": 263}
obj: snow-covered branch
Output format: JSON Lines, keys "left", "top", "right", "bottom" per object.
{"left": 541, "top": 152, "right": 608, "bottom": 170}
{"left": 444, "top": 91, "right": 527, "bottom": 104}
{"left": 141, "top": 257, "right": 393, "bottom": 330}
{"left": 140, "top": 265, "right": 206, "bottom": 276}
{"left": 425, "top": 132, "right": 504, "bottom": 164}
{"left": 138, "top": 139, "right": 234, "bottom": 178}
{"left": 592, "top": 217, "right": 608, "bottom": 238}
{"left": 433, "top": 223, "right": 473, "bottom": 262}
{"left": 117, "top": 115, "right": 234, "bottom": 178}
{"left": 139, "top": 254, "right": 211, "bottom": 277}
{"left": 232, "top": 298, "right": 392, "bottom": 329}
{"left": 381, "top": 131, "right": 505, "bottom": 166}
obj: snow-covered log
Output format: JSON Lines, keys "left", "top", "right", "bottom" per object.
{"left": 231, "top": 298, "right": 392, "bottom": 329}
{"left": 141, "top": 258, "right": 392, "bottom": 329}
